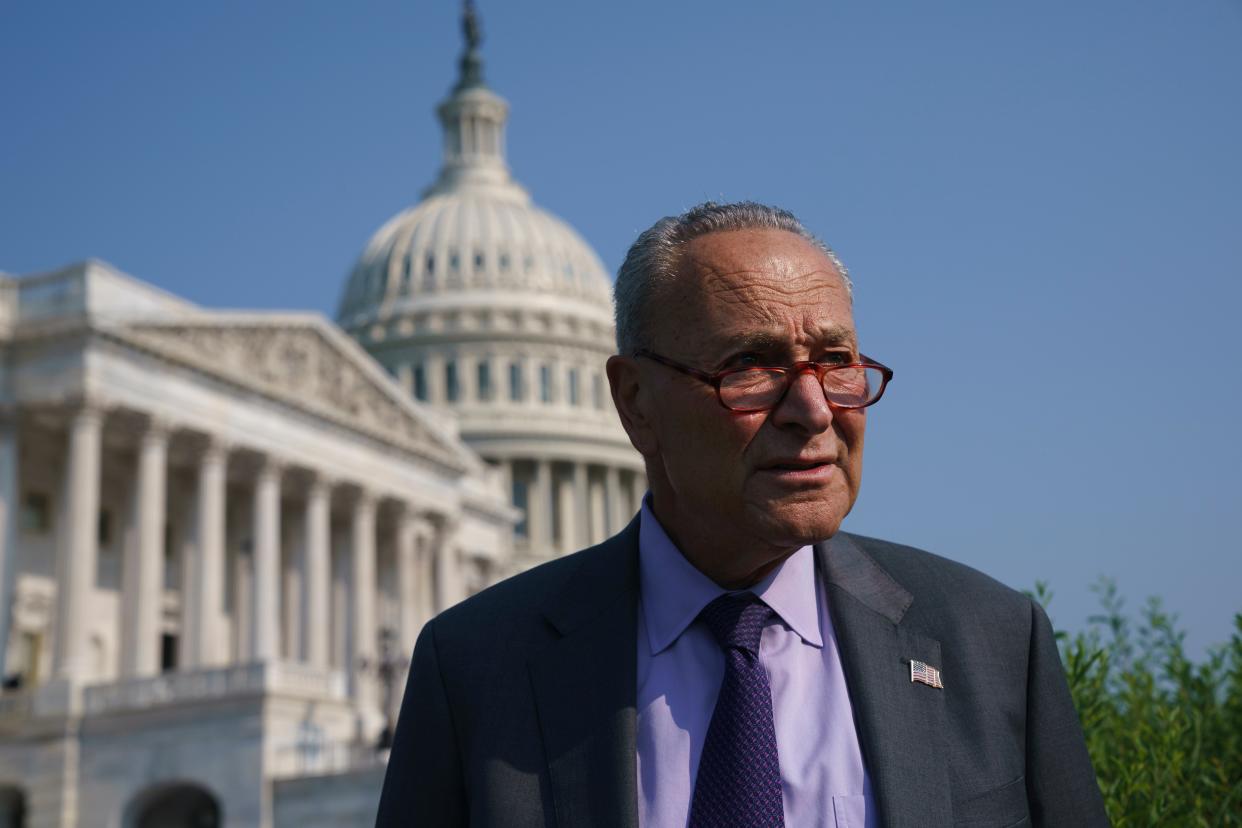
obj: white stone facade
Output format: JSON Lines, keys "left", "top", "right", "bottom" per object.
{"left": 0, "top": 6, "right": 643, "bottom": 826}
{"left": 0, "top": 262, "right": 515, "bottom": 826}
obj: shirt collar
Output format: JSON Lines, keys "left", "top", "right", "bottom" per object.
{"left": 638, "top": 496, "right": 824, "bottom": 655}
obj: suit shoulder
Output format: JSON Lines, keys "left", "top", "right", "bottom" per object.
{"left": 433, "top": 549, "right": 584, "bottom": 633}
{"left": 839, "top": 531, "right": 1033, "bottom": 614}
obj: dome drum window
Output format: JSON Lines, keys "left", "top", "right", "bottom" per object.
{"left": 445, "top": 361, "right": 460, "bottom": 403}
{"left": 509, "top": 362, "right": 524, "bottom": 402}
{"left": 477, "top": 361, "right": 493, "bottom": 402}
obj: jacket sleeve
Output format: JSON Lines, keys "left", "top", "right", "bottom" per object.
{"left": 1023, "top": 599, "right": 1111, "bottom": 827}
{"left": 376, "top": 619, "right": 467, "bottom": 827}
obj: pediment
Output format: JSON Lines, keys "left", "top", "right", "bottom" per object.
{"left": 111, "top": 315, "right": 469, "bottom": 471}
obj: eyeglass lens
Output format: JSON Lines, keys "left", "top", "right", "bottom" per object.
{"left": 718, "top": 365, "right": 883, "bottom": 410}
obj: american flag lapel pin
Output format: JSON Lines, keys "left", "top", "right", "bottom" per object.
{"left": 909, "top": 659, "right": 944, "bottom": 689}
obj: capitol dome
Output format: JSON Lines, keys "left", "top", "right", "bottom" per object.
{"left": 338, "top": 2, "right": 644, "bottom": 572}
{"left": 337, "top": 191, "right": 613, "bottom": 333}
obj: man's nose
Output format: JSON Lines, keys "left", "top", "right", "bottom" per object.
{"left": 770, "top": 368, "right": 833, "bottom": 432}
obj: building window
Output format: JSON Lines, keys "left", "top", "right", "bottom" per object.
{"left": 477, "top": 361, "right": 492, "bottom": 402}
{"left": 414, "top": 363, "right": 428, "bottom": 401}
{"left": 568, "top": 368, "right": 580, "bottom": 407}
{"left": 12, "top": 630, "right": 43, "bottom": 688}
{"left": 509, "top": 362, "right": 523, "bottom": 402}
{"left": 540, "top": 364, "right": 552, "bottom": 403}
{"left": 474, "top": 252, "right": 485, "bottom": 271}
{"left": 445, "top": 361, "right": 460, "bottom": 403}
{"left": 512, "top": 477, "right": 529, "bottom": 538}
{"left": 98, "top": 509, "right": 112, "bottom": 545}
{"left": 426, "top": 254, "right": 435, "bottom": 274}
{"left": 593, "top": 372, "right": 606, "bottom": 410}
{"left": 21, "top": 492, "right": 51, "bottom": 534}
{"left": 161, "top": 633, "right": 178, "bottom": 672}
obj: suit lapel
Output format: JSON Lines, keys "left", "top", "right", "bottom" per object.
{"left": 818, "top": 534, "right": 952, "bottom": 826}
{"left": 528, "top": 518, "right": 641, "bottom": 828}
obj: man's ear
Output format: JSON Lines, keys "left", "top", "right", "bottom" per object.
{"left": 606, "top": 355, "right": 659, "bottom": 456}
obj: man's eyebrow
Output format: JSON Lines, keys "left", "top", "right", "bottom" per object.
{"left": 706, "top": 325, "right": 858, "bottom": 366}
{"left": 718, "top": 325, "right": 857, "bottom": 350}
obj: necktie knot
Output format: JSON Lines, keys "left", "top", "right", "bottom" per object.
{"left": 698, "top": 592, "right": 773, "bottom": 656}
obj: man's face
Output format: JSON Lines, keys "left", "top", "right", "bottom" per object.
{"left": 636, "top": 228, "right": 866, "bottom": 560}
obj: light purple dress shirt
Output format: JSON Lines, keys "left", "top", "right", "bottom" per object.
{"left": 636, "top": 499, "right": 877, "bottom": 827}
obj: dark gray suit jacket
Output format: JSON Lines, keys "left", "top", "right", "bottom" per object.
{"left": 376, "top": 519, "right": 1109, "bottom": 826}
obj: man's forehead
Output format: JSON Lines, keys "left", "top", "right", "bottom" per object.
{"left": 681, "top": 229, "right": 837, "bottom": 278}
{"left": 651, "top": 228, "right": 856, "bottom": 354}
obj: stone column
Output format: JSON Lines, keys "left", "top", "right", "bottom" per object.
{"left": 496, "top": 459, "right": 513, "bottom": 507}
{"left": 556, "top": 467, "right": 575, "bottom": 555}
{"left": 282, "top": 511, "right": 303, "bottom": 662}
{"left": 303, "top": 474, "right": 331, "bottom": 670}
{"left": 0, "top": 413, "right": 18, "bottom": 679}
{"left": 629, "top": 469, "right": 647, "bottom": 516}
{"left": 395, "top": 363, "right": 413, "bottom": 397}
{"left": 432, "top": 513, "right": 461, "bottom": 611}
{"left": 120, "top": 420, "right": 168, "bottom": 677}
{"left": 395, "top": 507, "right": 419, "bottom": 656}
{"left": 53, "top": 404, "right": 103, "bottom": 682}
{"left": 183, "top": 440, "right": 227, "bottom": 669}
{"left": 251, "top": 458, "right": 282, "bottom": 661}
{"left": 572, "top": 461, "right": 589, "bottom": 550}
{"left": 589, "top": 473, "right": 607, "bottom": 545}
{"left": 414, "top": 522, "right": 435, "bottom": 628}
{"left": 489, "top": 355, "right": 504, "bottom": 403}
{"left": 605, "top": 466, "right": 624, "bottom": 536}
{"left": 350, "top": 490, "right": 377, "bottom": 701}
{"left": 524, "top": 357, "right": 540, "bottom": 409}
{"left": 530, "top": 459, "right": 551, "bottom": 553}
{"left": 461, "top": 354, "right": 477, "bottom": 404}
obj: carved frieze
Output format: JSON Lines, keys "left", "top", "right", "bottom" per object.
{"left": 115, "top": 321, "right": 464, "bottom": 470}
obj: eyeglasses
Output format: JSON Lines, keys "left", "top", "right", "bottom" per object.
{"left": 634, "top": 349, "right": 893, "bottom": 413}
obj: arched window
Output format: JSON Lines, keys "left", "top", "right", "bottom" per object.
{"left": 123, "top": 782, "right": 221, "bottom": 828}
{"left": 445, "top": 361, "right": 460, "bottom": 403}
{"left": 414, "top": 363, "right": 428, "bottom": 401}
{"left": 512, "top": 476, "right": 529, "bottom": 538}
{"left": 568, "top": 368, "right": 580, "bottom": 406}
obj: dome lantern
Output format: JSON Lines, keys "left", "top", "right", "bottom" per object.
{"left": 424, "top": 0, "right": 523, "bottom": 202}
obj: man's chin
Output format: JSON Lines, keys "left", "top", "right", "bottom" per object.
{"left": 744, "top": 502, "right": 849, "bottom": 548}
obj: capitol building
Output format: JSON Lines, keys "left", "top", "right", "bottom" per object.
{"left": 0, "top": 6, "right": 641, "bottom": 826}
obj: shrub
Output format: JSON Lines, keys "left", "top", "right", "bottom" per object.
{"left": 1032, "top": 580, "right": 1242, "bottom": 826}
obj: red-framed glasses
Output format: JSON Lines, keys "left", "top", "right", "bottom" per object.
{"left": 634, "top": 349, "right": 894, "bottom": 413}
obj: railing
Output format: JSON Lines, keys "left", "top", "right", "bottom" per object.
{"left": 271, "top": 738, "right": 389, "bottom": 780}
{"left": 82, "top": 660, "right": 347, "bottom": 716}
{"left": 0, "top": 690, "right": 33, "bottom": 722}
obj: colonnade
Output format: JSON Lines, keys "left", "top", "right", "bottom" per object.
{"left": 492, "top": 457, "right": 645, "bottom": 555}
{"left": 17, "top": 402, "right": 463, "bottom": 706}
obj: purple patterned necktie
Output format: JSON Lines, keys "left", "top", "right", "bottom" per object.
{"left": 688, "top": 592, "right": 785, "bottom": 827}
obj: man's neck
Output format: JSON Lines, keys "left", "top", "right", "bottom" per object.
{"left": 648, "top": 498, "right": 799, "bottom": 590}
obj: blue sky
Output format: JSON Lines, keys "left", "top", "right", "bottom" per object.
{"left": 3, "top": 1, "right": 1240, "bottom": 656}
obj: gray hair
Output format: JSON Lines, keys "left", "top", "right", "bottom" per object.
{"left": 613, "top": 201, "right": 852, "bottom": 355}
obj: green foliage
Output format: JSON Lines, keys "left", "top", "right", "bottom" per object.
{"left": 1031, "top": 580, "right": 1242, "bottom": 826}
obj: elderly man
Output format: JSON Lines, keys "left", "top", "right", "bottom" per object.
{"left": 376, "top": 202, "right": 1108, "bottom": 827}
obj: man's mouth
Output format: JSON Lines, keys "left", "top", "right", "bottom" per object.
{"left": 762, "top": 458, "right": 836, "bottom": 471}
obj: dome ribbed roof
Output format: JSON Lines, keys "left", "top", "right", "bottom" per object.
{"left": 336, "top": 10, "right": 611, "bottom": 329}
{"left": 338, "top": 192, "right": 611, "bottom": 327}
